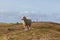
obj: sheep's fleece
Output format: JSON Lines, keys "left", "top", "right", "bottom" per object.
{"left": 21, "top": 16, "right": 32, "bottom": 30}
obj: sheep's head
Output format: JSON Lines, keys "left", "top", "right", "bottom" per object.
{"left": 21, "top": 16, "right": 26, "bottom": 20}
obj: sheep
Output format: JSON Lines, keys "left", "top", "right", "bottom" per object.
{"left": 21, "top": 16, "right": 32, "bottom": 30}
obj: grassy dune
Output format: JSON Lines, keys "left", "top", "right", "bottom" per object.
{"left": 0, "top": 22, "right": 60, "bottom": 40}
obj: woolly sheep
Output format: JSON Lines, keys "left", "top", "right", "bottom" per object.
{"left": 21, "top": 16, "right": 32, "bottom": 30}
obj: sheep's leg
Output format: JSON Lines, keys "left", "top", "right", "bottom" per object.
{"left": 23, "top": 26, "right": 26, "bottom": 29}
{"left": 24, "top": 26, "right": 28, "bottom": 30}
{"left": 23, "top": 26, "right": 26, "bottom": 30}
{"left": 27, "top": 25, "right": 30, "bottom": 30}
{"left": 24, "top": 25, "right": 30, "bottom": 30}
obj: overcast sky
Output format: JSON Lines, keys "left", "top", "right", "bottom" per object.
{"left": 0, "top": 0, "right": 60, "bottom": 23}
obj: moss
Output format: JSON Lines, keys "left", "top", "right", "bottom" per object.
{"left": 56, "top": 28, "right": 60, "bottom": 32}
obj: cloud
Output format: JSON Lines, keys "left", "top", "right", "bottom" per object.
{"left": 0, "top": 9, "right": 4, "bottom": 13}
{"left": 19, "top": 11, "right": 36, "bottom": 14}
{"left": 24, "top": 11, "right": 29, "bottom": 13}
{"left": 0, "top": 10, "right": 60, "bottom": 23}
{"left": 0, "top": 9, "right": 9, "bottom": 13}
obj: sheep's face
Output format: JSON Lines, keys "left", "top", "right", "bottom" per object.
{"left": 21, "top": 16, "right": 26, "bottom": 20}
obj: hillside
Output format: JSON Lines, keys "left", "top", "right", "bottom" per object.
{"left": 0, "top": 22, "right": 60, "bottom": 40}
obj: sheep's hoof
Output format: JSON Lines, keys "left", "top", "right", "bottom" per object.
{"left": 22, "top": 28, "right": 27, "bottom": 31}
{"left": 23, "top": 27, "right": 30, "bottom": 31}
{"left": 29, "top": 28, "right": 30, "bottom": 30}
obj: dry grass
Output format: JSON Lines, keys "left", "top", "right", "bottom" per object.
{"left": 0, "top": 22, "right": 60, "bottom": 40}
